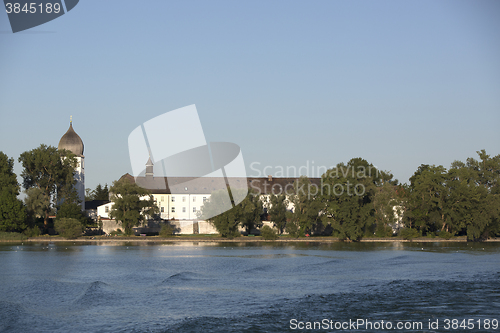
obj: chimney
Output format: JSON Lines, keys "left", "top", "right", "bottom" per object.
{"left": 268, "top": 175, "right": 272, "bottom": 182}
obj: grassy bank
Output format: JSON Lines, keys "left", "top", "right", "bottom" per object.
{"left": 0, "top": 232, "right": 27, "bottom": 241}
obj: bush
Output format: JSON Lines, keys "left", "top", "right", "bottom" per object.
{"left": 260, "top": 225, "right": 279, "bottom": 240}
{"left": 109, "top": 229, "right": 123, "bottom": 236}
{"left": 23, "top": 226, "right": 41, "bottom": 238}
{"left": 438, "top": 230, "right": 453, "bottom": 240}
{"left": 0, "top": 231, "right": 26, "bottom": 241}
{"left": 54, "top": 218, "right": 83, "bottom": 239}
{"left": 399, "top": 228, "right": 419, "bottom": 240}
{"left": 159, "top": 224, "right": 175, "bottom": 237}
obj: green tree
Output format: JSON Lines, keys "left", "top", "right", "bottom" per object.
{"left": 198, "top": 189, "right": 263, "bottom": 238}
{"left": 320, "top": 158, "right": 383, "bottom": 241}
{"left": 238, "top": 192, "right": 264, "bottom": 234}
{"left": 24, "top": 187, "right": 50, "bottom": 226}
{"left": 198, "top": 189, "right": 241, "bottom": 238}
{"left": 404, "top": 164, "right": 447, "bottom": 235}
{"left": 56, "top": 170, "right": 86, "bottom": 223}
{"left": 444, "top": 151, "right": 500, "bottom": 241}
{"left": 18, "top": 144, "right": 77, "bottom": 229}
{"left": 56, "top": 195, "right": 88, "bottom": 225}
{"left": 109, "top": 178, "right": 158, "bottom": 235}
{"left": 268, "top": 193, "right": 288, "bottom": 234}
{"left": 287, "top": 176, "right": 323, "bottom": 237}
{"left": 0, "top": 152, "right": 26, "bottom": 232}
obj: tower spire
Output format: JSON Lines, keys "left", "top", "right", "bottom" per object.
{"left": 70, "top": 115, "right": 73, "bottom": 124}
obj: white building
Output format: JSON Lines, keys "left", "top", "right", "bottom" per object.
{"left": 97, "top": 156, "right": 320, "bottom": 234}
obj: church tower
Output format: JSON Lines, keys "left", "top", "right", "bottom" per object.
{"left": 58, "top": 118, "right": 85, "bottom": 210}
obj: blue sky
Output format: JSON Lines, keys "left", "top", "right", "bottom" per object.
{"left": 1, "top": 0, "right": 499, "bottom": 192}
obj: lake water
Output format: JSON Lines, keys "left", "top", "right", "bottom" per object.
{"left": 0, "top": 241, "right": 499, "bottom": 332}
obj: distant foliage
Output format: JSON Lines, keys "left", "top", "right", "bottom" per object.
{"left": 85, "top": 184, "right": 109, "bottom": 201}
{"left": 54, "top": 218, "right": 83, "bottom": 239}
{"left": 260, "top": 225, "right": 278, "bottom": 240}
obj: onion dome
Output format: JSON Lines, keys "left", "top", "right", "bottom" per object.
{"left": 58, "top": 121, "right": 84, "bottom": 157}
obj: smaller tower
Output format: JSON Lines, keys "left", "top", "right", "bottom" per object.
{"left": 58, "top": 117, "right": 85, "bottom": 210}
{"left": 145, "top": 156, "right": 154, "bottom": 178}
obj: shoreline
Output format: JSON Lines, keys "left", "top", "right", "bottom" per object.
{"left": 2, "top": 236, "right": 499, "bottom": 243}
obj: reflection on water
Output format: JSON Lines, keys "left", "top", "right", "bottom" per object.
{"left": 0, "top": 242, "right": 499, "bottom": 332}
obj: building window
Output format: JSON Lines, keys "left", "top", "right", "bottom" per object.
{"left": 161, "top": 207, "right": 164, "bottom": 213}
{"left": 193, "top": 197, "right": 196, "bottom": 202}
{"left": 193, "top": 207, "right": 196, "bottom": 213}
{"left": 105, "top": 206, "right": 109, "bottom": 213}
{"left": 203, "top": 197, "right": 207, "bottom": 202}
{"left": 182, "top": 196, "right": 186, "bottom": 202}
{"left": 161, "top": 196, "right": 164, "bottom": 202}
{"left": 171, "top": 207, "right": 175, "bottom": 213}
{"left": 172, "top": 196, "right": 175, "bottom": 202}
{"left": 182, "top": 207, "right": 186, "bottom": 213}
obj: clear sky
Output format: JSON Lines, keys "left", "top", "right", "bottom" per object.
{"left": 1, "top": 0, "right": 499, "bottom": 193}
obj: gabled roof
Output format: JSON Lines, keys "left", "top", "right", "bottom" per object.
{"left": 85, "top": 200, "right": 111, "bottom": 210}
{"left": 118, "top": 173, "right": 321, "bottom": 195}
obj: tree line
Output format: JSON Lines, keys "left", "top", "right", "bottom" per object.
{"left": 1, "top": 145, "right": 499, "bottom": 241}
{"left": 200, "top": 150, "right": 500, "bottom": 241}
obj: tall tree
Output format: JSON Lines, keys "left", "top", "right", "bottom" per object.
{"left": 320, "top": 158, "right": 384, "bottom": 241}
{"left": 18, "top": 144, "right": 77, "bottom": 228}
{"left": 287, "top": 176, "right": 323, "bottom": 237}
{"left": 268, "top": 193, "right": 288, "bottom": 234}
{"left": 24, "top": 187, "right": 50, "bottom": 225}
{"left": 238, "top": 192, "right": 264, "bottom": 234}
{"left": 444, "top": 151, "right": 500, "bottom": 240}
{"left": 109, "top": 178, "right": 158, "bottom": 235}
{"left": 404, "top": 164, "right": 447, "bottom": 235}
{"left": 0, "top": 152, "right": 26, "bottom": 232}
{"left": 198, "top": 189, "right": 263, "bottom": 238}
